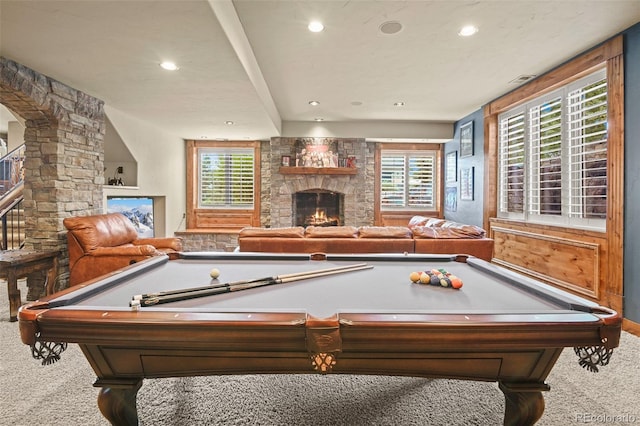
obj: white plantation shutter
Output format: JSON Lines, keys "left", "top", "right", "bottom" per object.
{"left": 380, "top": 155, "right": 405, "bottom": 207}
{"left": 408, "top": 155, "right": 435, "bottom": 207}
{"left": 498, "top": 110, "right": 525, "bottom": 217}
{"left": 199, "top": 148, "right": 254, "bottom": 208}
{"left": 496, "top": 68, "right": 607, "bottom": 230}
{"left": 380, "top": 151, "right": 436, "bottom": 209}
{"left": 567, "top": 76, "right": 608, "bottom": 223}
{"left": 529, "top": 95, "right": 562, "bottom": 217}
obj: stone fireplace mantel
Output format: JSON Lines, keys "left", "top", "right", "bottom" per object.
{"left": 267, "top": 137, "right": 374, "bottom": 228}
{"left": 279, "top": 167, "right": 357, "bottom": 175}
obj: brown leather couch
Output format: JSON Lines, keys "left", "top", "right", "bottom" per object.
{"left": 409, "top": 216, "right": 493, "bottom": 261}
{"left": 238, "top": 225, "right": 415, "bottom": 254}
{"left": 64, "top": 213, "right": 182, "bottom": 286}
{"left": 237, "top": 217, "right": 494, "bottom": 261}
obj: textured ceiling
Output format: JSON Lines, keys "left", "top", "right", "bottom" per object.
{"left": 1, "top": 0, "right": 639, "bottom": 141}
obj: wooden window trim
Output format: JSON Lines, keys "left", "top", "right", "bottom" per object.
{"left": 483, "top": 35, "right": 624, "bottom": 300}
{"left": 374, "top": 142, "right": 443, "bottom": 225}
{"left": 186, "top": 140, "right": 261, "bottom": 231}
{"left": 484, "top": 35, "right": 623, "bottom": 230}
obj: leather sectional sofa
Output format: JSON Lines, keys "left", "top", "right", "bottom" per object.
{"left": 237, "top": 217, "right": 494, "bottom": 261}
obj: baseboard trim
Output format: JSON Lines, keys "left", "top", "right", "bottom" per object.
{"left": 623, "top": 318, "right": 640, "bottom": 337}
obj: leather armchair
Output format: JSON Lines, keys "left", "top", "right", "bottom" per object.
{"left": 63, "top": 213, "right": 182, "bottom": 286}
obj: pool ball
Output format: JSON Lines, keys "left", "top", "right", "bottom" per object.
{"left": 209, "top": 268, "right": 220, "bottom": 279}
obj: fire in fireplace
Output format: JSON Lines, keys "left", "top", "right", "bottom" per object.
{"left": 294, "top": 190, "right": 344, "bottom": 227}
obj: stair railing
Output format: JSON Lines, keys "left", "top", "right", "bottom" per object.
{"left": 0, "top": 144, "right": 26, "bottom": 250}
{"left": 0, "top": 144, "right": 25, "bottom": 197}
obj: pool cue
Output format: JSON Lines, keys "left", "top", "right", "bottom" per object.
{"left": 132, "top": 263, "right": 371, "bottom": 301}
{"left": 133, "top": 263, "right": 373, "bottom": 307}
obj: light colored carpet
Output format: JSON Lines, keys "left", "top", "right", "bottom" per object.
{"left": 1, "top": 280, "right": 638, "bottom": 425}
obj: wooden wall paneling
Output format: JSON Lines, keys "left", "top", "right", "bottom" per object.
{"left": 489, "top": 219, "right": 619, "bottom": 311}
{"left": 483, "top": 108, "right": 498, "bottom": 233}
{"left": 491, "top": 226, "right": 600, "bottom": 299}
{"left": 604, "top": 52, "right": 625, "bottom": 312}
{"left": 193, "top": 210, "right": 257, "bottom": 230}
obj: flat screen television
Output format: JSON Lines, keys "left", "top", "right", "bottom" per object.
{"left": 106, "top": 196, "right": 154, "bottom": 237}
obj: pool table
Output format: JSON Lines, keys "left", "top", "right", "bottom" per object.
{"left": 18, "top": 252, "right": 621, "bottom": 426}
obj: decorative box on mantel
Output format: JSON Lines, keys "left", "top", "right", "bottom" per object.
{"left": 279, "top": 167, "right": 357, "bottom": 175}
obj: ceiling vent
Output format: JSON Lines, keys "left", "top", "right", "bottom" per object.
{"left": 509, "top": 75, "right": 537, "bottom": 84}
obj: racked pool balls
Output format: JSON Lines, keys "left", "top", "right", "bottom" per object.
{"left": 409, "top": 269, "right": 462, "bottom": 289}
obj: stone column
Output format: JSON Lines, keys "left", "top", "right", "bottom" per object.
{"left": 0, "top": 57, "right": 105, "bottom": 290}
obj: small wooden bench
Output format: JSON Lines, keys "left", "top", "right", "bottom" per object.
{"left": 0, "top": 250, "right": 60, "bottom": 321}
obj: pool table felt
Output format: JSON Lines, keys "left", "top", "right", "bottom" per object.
{"left": 66, "top": 257, "right": 591, "bottom": 319}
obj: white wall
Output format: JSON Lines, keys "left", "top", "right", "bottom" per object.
{"left": 103, "top": 105, "right": 186, "bottom": 237}
{"left": 8, "top": 121, "right": 25, "bottom": 151}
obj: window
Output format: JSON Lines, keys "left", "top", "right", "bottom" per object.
{"left": 497, "top": 69, "right": 607, "bottom": 230}
{"left": 380, "top": 150, "right": 437, "bottom": 210}
{"left": 198, "top": 148, "right": 254, "bottom": 208}
{"left": 186, "top": 140, "right": 260, "bottom": 230}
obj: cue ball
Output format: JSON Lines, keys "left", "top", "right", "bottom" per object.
{"left": 209, "top": 268, "right": 220, "bottom": 279}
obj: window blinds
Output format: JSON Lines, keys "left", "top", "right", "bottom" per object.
{"left": 199, "top": 148, "right": 254, "bottom": 208}
{"left": 497, "top": 68, "right": 607, "bottom": 229}
{"left": 380, "top": 152, "right": 435, "bottom": 209}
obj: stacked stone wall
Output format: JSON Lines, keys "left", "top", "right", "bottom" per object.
{"left": 0, "top": 57, "right": 105, "bottom": 290}
{"left": 267, "top": 137, "right": 375, "bottom": 228}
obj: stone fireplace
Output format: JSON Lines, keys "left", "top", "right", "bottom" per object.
{"left": 265, "top": 137, "right": 375, "bottom": 228}
{"left": 294, "top": 189, "right": 344, "bottom": 227}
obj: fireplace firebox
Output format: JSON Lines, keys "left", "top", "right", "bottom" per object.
{"left": 294, "top": 190, "right": 344, "bottom": 227}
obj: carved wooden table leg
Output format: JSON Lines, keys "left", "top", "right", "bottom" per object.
{"left": 499, "top": 381, "right": 550, "bottom": 426}
{"left": 96, "top": 379, "right": 142, "bottom": 426}
{"left": 6, "top": 269, "right": 20, "bottom": 321}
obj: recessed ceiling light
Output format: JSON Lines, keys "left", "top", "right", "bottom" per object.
{"left": 200, "top": 136, "right": 208, "bottom": 139}
{"left": 458, "top": 25, "right": 478, "bottom": 37}
{"left": 225, "top": 121, "right": 234, "bottom": 125}
{"left": 394, "top": 102, "right": 405, "bottom": 107}
{"left": 308, "top": 100, "right": 320, "bottom": 106}
{"left": 351, "top": 101, "right": 363, "bottom": 106}
{"left": 379, "top": 21, "right": 403, "bottom": 35}
{"left": 308, "top": 21, "right": 324, "bottom": 32}
{"left": 160, "top": 61, "right": 179, "bottom": 71}
{"left": 314, "top": 118, "right": 324, "bottom": 122}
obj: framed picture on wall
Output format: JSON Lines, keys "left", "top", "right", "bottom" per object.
{"left": 445, "top": 151, "right": 457, "bottom": 183}
{"left": 445, "top": 186, "right": 457, "bottom": 212}
{"left": 295, "top": 138, "right": 338, "bottom": 167}
{"left": 460, "top": 121, "right": 474, "bottom": 158}
{"left": 281, "top": 155, "right": 291, "bottom": 167}
{"left": 460, "top": 167, "right": 474, "bottom": 201}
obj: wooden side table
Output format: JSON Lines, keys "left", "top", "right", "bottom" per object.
{"left": 0, "top": 250, "right": 60, "bottom": 321}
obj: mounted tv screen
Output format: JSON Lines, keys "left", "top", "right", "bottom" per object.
{"left": 106, "top": 196, "right": 154, "bottom": 237}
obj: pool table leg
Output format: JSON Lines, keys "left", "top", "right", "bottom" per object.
{"left": 499, "top": 381, "right": 550, "bottom": 426}
{"left": 95, "top": 378, "right": 142, "bottom": 426}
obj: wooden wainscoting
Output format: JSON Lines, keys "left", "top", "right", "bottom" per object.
{"left": 489, "top": 218, "right": 621, "bottom": 314}
{"left": 377, "top": 212, "right": 442, "bottom": 227}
